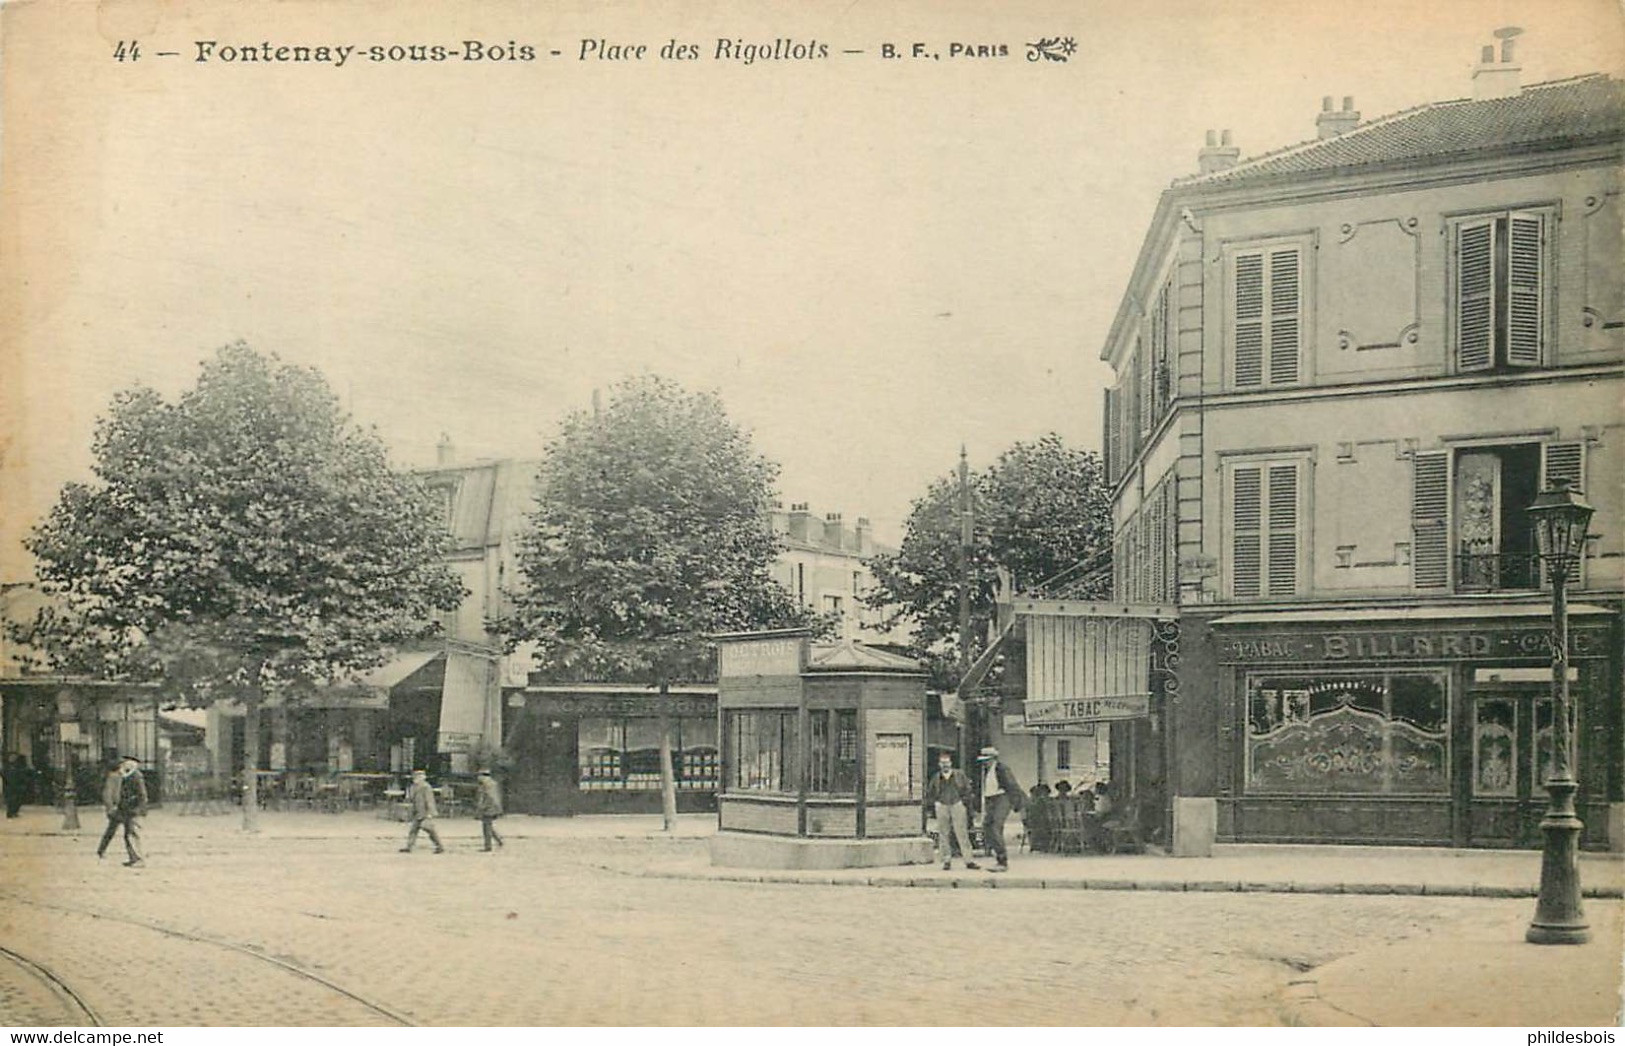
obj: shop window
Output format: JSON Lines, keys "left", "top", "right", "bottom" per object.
{"left": 1245, "top": 671, "right": 1448, "bottom": 795}
{"left": 677, "top": 716, "right": 718, "bottom": 791}
{"left": 728, "top": 711, "right": 799, "bottom": 793}
{"left": 1451, "top": 210, "right": 1549, "bottom": 372}
{"left": 1411, "top": 441, "right": 1584, "bottom": 591}
{"left": 578, "top": 717, "right": 623, "bottom": 790}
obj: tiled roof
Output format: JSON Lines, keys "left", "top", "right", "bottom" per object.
{"left": 1177, "top": 74, "right": 1624, "bottom": 188}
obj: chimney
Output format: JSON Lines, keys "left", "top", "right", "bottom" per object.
{"left": 1473, "top": 27, "right": 1523, "bottom": 100}
{"left": 787, "top": 502, "right": 813, "bottom": 542}
{"left": 436, "top": 433, "right": 455, "bottom": 466}
{"left": 824, "top": 512, "right": 846, "bottom": 551}
{"left": 1197, "top": 129, "right": 1240, "bottom": 175}
{"left": 854, "top": 517, "right": 872, "bottom": 556}
{"left": 1316, "top": 95, "right": 1360, "bottom": 138}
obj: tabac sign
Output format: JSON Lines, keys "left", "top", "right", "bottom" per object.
{"left": 1024, "top": 694, "right": 1151, "bottom": 725}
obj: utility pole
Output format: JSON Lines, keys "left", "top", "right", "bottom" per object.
{"left": 957, "top": 445, "right": 974, "bottom": 764}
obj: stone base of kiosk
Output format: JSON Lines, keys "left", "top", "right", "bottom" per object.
{"left": 710, "top": 831, "right": 935, "bottom": 870}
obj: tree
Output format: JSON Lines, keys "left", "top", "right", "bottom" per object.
{"left": 865, "top": 434, "right": 1112, "bottom": 693}
{"left": 497, "top": 374, "right": 819, "bottom": 829}
{"left": 18, "top": 342, "right": 464, "bottom": 828}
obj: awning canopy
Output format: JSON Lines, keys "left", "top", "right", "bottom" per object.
{"left": 360, "top": 649, "right": 445, "bottom": 691}
{"left": 436, "top": 651, "right": 490, "bottom": 754}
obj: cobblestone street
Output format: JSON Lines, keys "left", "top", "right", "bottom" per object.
{"left": 6, "top": 814, "right": 1615, "bottom": 1026}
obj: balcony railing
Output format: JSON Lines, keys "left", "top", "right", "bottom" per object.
{"left": 1456, "top": 552, "right": 1542, "bottom": 592}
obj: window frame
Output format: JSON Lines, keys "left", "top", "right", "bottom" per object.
{"left": 1222, "top": 452, "right": 1312, "bottom": 600}
{"left": 1447, "top": 207, "right": 1554, "bottom": 374}
{"left": 1223, "top": 235, "right": 1313, "bottom": 391}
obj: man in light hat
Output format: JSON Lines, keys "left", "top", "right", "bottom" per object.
{"left": 975, "top": 745, "right": 1023, "bottom": 872}
{"left": 400, "top": 769, "right": 445, "bottom": 854}
{"left": 473, "top": 768, "right": 504, "bottom": 852}
{"left": 99, "top": 755, "right": 148, "bottom": 866}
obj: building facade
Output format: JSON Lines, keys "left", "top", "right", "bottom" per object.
{"left": 1100, "top": 56, "right": 1624, "bottom": 848}
{"left": 768, "top": 503, "right": 904, "bottom": 644}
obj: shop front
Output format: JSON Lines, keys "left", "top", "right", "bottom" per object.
{"left": 1204, "top": 604, "right": 1622, "bottom": 849}
{"left": 0, "top": 679, "right": 160, "bottom": 805}
{"left": 504, "top": 684, "right": 719, "bottom": 816}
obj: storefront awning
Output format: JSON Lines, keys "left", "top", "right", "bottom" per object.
{"left": 1024, "top": 614, "right": 1153, "bottom": 723}
{"left": 360, "top": 649, "right": 445, "bottom": 691}
{"left": 436, "top": 651, "right": 490, "bottom": 754}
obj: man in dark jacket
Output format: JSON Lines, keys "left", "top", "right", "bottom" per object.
{"left": 975, "top": 746, "right": 1024, "bottom": 872}
{"left": 102, "top": 755, "right": 148, "bottom": 866}
{"left": 3, "top": 755, "right": 30, "bottom": 818}
{"left": 474, "top": 769, "right": 503, "bottom": 852}
{"left": 922, "top": 751, "right": 979, "bottom": 871}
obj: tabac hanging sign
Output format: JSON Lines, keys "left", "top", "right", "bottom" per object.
{"left": 1024, "top": 693, "right": 1151, "bottom": 725}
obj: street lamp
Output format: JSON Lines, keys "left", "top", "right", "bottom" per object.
{"left": 1524, "top": 478, "right": 1594, "bottom": 946}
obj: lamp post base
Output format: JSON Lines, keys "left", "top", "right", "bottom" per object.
{"left": 1526, "top": 778, "right": 1589, "bottom": 945}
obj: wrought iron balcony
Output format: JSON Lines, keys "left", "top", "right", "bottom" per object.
{"left": 1455, "top": 551, "right": 1542, "bottom": 592}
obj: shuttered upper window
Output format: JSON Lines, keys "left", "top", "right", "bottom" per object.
{"left": 1452, "top": 210, "right": 1549, "bottom": 372}
{"left": 1228, "top": 242, "right": 1305, "bottom": 390}
{"left": 1226, "top": 458, "right": 1307, "bottom": 599}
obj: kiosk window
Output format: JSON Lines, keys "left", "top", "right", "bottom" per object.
{"left": 808, "top": 709, "right": 859, "bottom": 794}
{"left": 728, "top": 711, "right": 799, "bottom": 793}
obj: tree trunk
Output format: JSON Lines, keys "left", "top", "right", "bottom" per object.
{"left": 658, "top": 679, "right": 678, "bottom": 832}
{"left": 241, "top": 692, "right": 261, "bottom": 832}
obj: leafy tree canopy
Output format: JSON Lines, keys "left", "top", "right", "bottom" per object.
{"left": 864, "top": 434, "right": 1111, "bottom": 690}
{"left": 18, "top": 342, "right": 464, "bottom": 701}
{"left": 498, "top": 374, "right": 818, "bottom": 684}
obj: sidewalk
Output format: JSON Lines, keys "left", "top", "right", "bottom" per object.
{"left": 0, "top": 805, "right": 718, "bottom": 841}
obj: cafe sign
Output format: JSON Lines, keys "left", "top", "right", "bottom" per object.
{"left": 1024, "top": 694, "right": 1150, "bottom": 725}
{"left": 1218, "top": 625, "right": 1608, "bottom": 665}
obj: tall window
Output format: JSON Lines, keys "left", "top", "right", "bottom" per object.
{"left": 1229, "top": 242, "right": 1303, "bottom": 389}
{"left": 807, "top": 709, "right": 859, "bottom": 794}
{"left": 1226, "top": 458, "right": 1306, "bottom": 599}
{"left": 1453, "top": 210, "right": 1549, "bottom": 372}
{"left": 1411, "top": 440, "right": 1584, "bottom": 591}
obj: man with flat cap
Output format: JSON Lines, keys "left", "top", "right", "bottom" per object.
{"left": 976, "top": 745, "right": 1024, "bottom": 872}
{"left": 400, "top": 769, "right": 445, "bottom": 854}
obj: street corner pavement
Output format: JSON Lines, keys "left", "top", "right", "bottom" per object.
{"left": 1287, "top": 898, "right": 1624, "bottom": 1026}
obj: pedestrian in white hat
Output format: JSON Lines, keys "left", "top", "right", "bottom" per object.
{"left": 975, "top": 746, "right": 1024, "bottom": 872}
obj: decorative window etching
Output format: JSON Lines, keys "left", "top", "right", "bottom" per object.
{"left": 1245, "top": 672, "right": 1448, "bottom": 794}
{"left": 1473, "top": 699, "right": 1516, "bottom": 797}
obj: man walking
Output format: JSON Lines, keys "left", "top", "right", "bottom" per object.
{"left": 923, "top": 751, "right": 978, "bottom": 870}
{"left": 474, "top": 768, "right": 503, "bottom": 851}
{"left": 976, "top": 746, "right": 1024, "bottom": 872}
{"left": 399, "top": 769, "right": 445, "bottom": 854}
{"left": 4, "top": 755, "right": 30, "bottom": 818}
{"left": 99, "top": 755, "right": 147, "bottom": 866}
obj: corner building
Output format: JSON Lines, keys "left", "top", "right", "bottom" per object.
{"left": 1100, "top": 61, "right": 1624, "bottom": 849}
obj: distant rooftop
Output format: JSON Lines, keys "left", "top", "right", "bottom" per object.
{"left": 1177, "top": 74, "right": 1624, "bottom": 189}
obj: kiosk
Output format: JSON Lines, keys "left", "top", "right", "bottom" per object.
{"left": 710, "top": 629, "right": 934, "bottom": 869}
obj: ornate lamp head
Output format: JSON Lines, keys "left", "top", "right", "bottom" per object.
{"left": 1527, "top": 479, "right": 1595, "bottom": 586}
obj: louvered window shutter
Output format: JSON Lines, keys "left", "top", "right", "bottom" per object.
{"left": 1411, "top": 451, "right": 1451, "bottom": 589}
{"left": 1231, "top": 466, "right": 1263, "bottom": 598}
{"left": 1144, "top": 331, "right": 1157, "bottom": 438}
{"left": 1541, "top": 441, "right": 1586, "bottom": 584}
{"left": 1266, "top": 464, "right": 1299, "bottom": 596}
{"left": 1233, "top": 253, "right": 1264, "bottom": 387}
{"left": 1507, "top": 212, "right": 1544, "bottom": 367}
{"left": 1104, "top": 387, "right": 1118, "bottom": 485}
{"left": 1541, "top": 441, "right": 1584, "bottom": 491}
{"left": 1456, "top": 219, "right": 1495, "bottom": 372}
{"left": 1268, "top": 248, "right": 1302, "bottom": 385}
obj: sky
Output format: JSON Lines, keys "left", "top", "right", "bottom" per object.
{"left": 3, "top": 0, "right": 1622, "bottom": 576}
